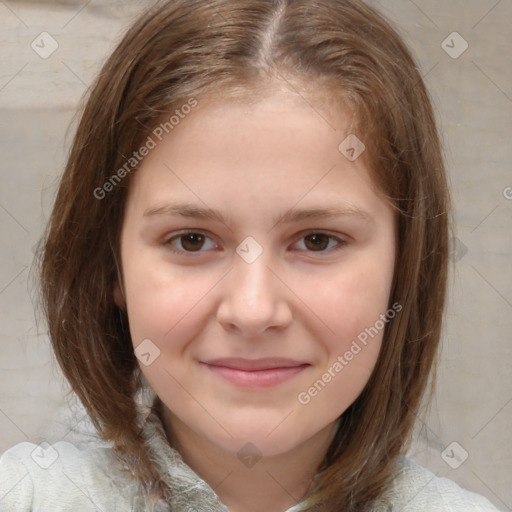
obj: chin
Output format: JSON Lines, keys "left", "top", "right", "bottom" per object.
{"left": 205, "top": 416, "right": 312, "bottom": 459}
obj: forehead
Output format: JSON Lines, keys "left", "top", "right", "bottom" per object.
{"left": 125, "top": 88, "right": 384, "bottom": 223}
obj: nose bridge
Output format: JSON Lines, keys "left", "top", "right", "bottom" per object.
{"left": 232, "top": 248, "right": 277, "bottom": 309}
{"left": 216, "top": 246, "right": 292, "bottom": 335}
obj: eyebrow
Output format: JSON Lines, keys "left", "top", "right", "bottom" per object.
{"left": 143, "top": 202, "right": 373, "bottom": 227}
{"left": 143, "top": 203, "right": 231, "bottom": 224}
{"left": 272, "top": 206, "right": 372, "bottom": 226}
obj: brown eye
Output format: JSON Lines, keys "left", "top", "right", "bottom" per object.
{"left": 166, "top": 231, "right": 218, "bottom": 253}
{"left": 303, "top": 233, "right": 330, "bottom": 251}
{"left": 180, "top": 233, "right": 205, "bottom": 251}
{"left": 293, "top": 232, "right": 346, "bottom": 254}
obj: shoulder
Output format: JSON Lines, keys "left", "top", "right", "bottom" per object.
{"left": 0, "top": 440, "right": 141, "bottom": 511}
{"left": 384, "top": 457, "right": 502, "bottom": 511}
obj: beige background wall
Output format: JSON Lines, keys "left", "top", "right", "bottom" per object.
{"left": 1, "top": 0, "right": 511, "bottom": 509}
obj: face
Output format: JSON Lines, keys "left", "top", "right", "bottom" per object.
{"left": 116, "top": 87, "right": 396, "bottom": 459}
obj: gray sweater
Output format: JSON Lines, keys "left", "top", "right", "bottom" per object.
{"left": 0, "top": 410, "right": 501, "bottom": 511}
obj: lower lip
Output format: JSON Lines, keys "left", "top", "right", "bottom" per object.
{"left": 203, "top": 364, "right": 308, "bottom": 389}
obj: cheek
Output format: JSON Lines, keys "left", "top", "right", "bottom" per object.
{"left": 308, "top": 258, "right": 394, "bottom": 345}
{"left": 294, "top": 263, "right": 392, "bottom": 418}
{"left": 122, "top": 251, "right": 214, "bottom": 349}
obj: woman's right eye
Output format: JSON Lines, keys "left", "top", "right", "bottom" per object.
{"left": 165, "top": 231, "right": 220, "bottom": 253}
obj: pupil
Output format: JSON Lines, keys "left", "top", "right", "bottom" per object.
{"left": 305, "top": 234, "right": 329, "bottom": 251}
{"left": 182, "top": 233, "right": 204, "bottom": 251}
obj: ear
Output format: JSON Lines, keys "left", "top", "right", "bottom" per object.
{"left": 114, "top": 281, "right": 127, "bottom": 310}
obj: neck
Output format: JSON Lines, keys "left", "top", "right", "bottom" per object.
{"left": 161, "top": 407, "right": 336, "bottom": 512}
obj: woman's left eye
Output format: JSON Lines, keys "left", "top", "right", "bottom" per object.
{"left": 292, "top": 232, "right": 346, "bottom": 253}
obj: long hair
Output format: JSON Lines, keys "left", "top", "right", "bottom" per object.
{"left": 39, "top": 0, "right": 450, "bottom": 509}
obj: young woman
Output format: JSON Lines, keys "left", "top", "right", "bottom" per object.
{"left": 0, "top": 0, "right": 501, "bottom": 510}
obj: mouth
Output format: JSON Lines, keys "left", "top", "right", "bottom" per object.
{"left": 201, "top": 357, "right": 310, "bottom": 388}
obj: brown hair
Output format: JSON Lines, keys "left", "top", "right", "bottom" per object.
{"left": 39, "top": 0, "right": 450, "bottom": 510}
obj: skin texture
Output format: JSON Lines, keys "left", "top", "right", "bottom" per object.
{"left": 116, "top": 87, "right": 396, "bottom": 512}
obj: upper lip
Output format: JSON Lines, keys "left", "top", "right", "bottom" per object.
{"left": 203, "top": 357, "right": 309, "bottom": 371}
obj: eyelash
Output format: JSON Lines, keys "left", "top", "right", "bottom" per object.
{"left": 163, "top": 230, "right": 348, "bottom": 256}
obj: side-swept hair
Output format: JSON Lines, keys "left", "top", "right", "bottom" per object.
{"left": 39, "top": 0, "right": 450, "bottom": 509}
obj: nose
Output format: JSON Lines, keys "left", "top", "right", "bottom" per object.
{"left": 216, "top": 252, "right": 293, "bottom": 339}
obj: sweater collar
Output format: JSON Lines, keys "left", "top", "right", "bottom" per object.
{"left": 141, "top": 402, "right": 305, "bottom": 512}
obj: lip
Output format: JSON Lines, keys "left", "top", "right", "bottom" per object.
{"left": 201, "top": 358, "right": 310, "bottom": 389}
{"left": 204, "top": 357, "right": 308, "bottom": 371}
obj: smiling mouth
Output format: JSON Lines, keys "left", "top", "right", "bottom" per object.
{"left": 201, "top": 358, "right": 310, "bottom": 388}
